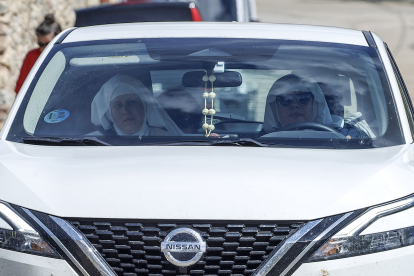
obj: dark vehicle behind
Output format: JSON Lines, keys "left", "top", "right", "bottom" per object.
{"left": 75, "top": 0, "right": 257, "bottom": 27}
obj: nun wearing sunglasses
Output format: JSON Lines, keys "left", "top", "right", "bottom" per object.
{"left": 261, "top": 74, "right": 374, "bottom": 139}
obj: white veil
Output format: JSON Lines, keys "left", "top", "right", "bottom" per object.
{"left": 91, "top": 74, "right": 183, "bottom": 136}
{"left": 263, "top": 74, "right": 344, "bottom": 133}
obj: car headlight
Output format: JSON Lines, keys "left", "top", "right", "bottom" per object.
{"left": 0, "top": 201, "right": 60, "bottom": 258}
{"left": 309, "top": 195, "right": 414, "bottom": 261}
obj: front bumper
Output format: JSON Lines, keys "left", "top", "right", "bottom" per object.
{"left": 2, "top": 243, "right": 414, "bottom": 276}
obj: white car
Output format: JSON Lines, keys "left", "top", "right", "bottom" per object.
{"left": 1, "top": 22, "right": 414, "bottom": 276}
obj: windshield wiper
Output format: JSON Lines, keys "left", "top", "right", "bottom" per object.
{"left": 209, "top": 138, "right": 268, "bottom": 147}
{"left": 142, "top": 138, "right": 337, "bottom": 149}
{"left": 143, "top": 138, "right": 269, "bottom": 147}
{"left": 22, "top": 136, "right": 111, "bottom": 146}
{"left": 209, "top": 139, "right": 336, "bottom": 148}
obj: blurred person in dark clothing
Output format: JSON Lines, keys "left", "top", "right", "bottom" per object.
{"left": 15, "top": 14, "right": 62, "bottom": 94}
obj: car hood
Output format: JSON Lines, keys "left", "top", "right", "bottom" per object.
{"left": 1, "top": 141, "right": 414, "bottom": 220}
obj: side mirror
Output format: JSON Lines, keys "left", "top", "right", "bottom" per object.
{"left": 182, "top": 71, "right": 242, "bottom": 87}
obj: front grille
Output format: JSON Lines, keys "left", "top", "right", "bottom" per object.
{"left": 71, "top": 220, "right": 303, "bottom": 276}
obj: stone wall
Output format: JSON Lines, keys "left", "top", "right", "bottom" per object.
{"left": 0, "top": 0, "right": 109, "bottom": 127}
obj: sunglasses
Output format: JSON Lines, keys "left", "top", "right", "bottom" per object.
{"left": 37, "top": 41, "right": 50, "bottom": 47}
{"left": 275, "top": 92, "right": 314, "bottom": 107}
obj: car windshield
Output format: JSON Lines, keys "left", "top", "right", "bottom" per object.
{"left": 7, "top": 38, "right": 403, "bottom": 148}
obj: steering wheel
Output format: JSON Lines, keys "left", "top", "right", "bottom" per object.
{"left": 278, "top": 121, "right": 346, "bottom": 137}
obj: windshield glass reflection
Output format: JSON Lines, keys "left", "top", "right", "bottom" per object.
{"left": 8, "top": 38, "right": 403, "bottom": 148}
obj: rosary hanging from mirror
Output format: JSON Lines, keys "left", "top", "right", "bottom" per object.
{"left": 202, "top": 70, "right": 216, "bottom": 137}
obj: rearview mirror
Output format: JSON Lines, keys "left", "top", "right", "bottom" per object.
{"left": 182, "top": 71, "right": 242, "bottom": 87}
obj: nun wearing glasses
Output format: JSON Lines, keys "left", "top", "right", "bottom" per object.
{"left": 261, "top": 74, "right": 374, "bottom": 139}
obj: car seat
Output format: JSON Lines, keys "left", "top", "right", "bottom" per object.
{"left": 157, "top": 85, "right": 201, "bottom": 134}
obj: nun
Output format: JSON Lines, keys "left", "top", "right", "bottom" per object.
{"left": 90, "top": 74, "right": 182, "bottom": 137}
{"left": 262, "top": 74, "right": 371, "bottom": 138}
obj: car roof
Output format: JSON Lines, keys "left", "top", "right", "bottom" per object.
{"left": 62, "top": 22, "right": 369, "bottom": 47}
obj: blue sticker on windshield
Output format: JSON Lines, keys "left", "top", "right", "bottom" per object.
{"left": 44, "top": 109, "right": 70, "bottom": 123}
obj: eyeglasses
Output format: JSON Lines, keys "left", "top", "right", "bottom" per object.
{"left": 37, "top": 41, "right": 50, "bottom": 47}
{"left": 275, "top": 92, "right": 314, "bottom": 107}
